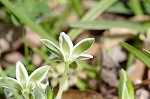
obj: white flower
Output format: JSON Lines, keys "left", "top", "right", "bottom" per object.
{"left": 41, "top": 32, "right": 94, "bottom": 69}
{"left": 0, "top": 61, "right": 50, "bottom": 98}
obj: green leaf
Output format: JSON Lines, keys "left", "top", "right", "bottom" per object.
{"left": 10, "top": 14, "right": 20, "bottom": 26}
{"left": 33, "top": 84, "right": 47, "bottom": 99}
{"left": 0, "top": 77, "right": 22, "bottom": 91}
{"left": 106, "top": 1, "right": 132, "bottom": 14}
{"left": 119, "top": 69, "right": 134, "bottom": 99}
{"left": 29, "top": 93, "right": 34, "bottom": 99}
{"left": 16, "top": 61, "right": 28, "bottom": 88}
{"left": 27, "top": 66, "right": 50, "bottom": 89}
{"left": 71, "top": 38, "right": 94, "bottom": 61}
{"left": 77, "top": 54, "right": 93, "bottom": 60}
{"left": 71, "top": 0, "right": 83, "bottom": 17}
{"left": 4, "top": 65, "right": 16, "bottom": 78}
{"left": 4, "top": 88, "right": 14, "bottom": 99}
{"left": 129, "top": 0, "right": 143, "bottom": 16}
{"left": 75, "top": 80, "right": 88, "bottom": 90}
{"left": 0, "top": 67, "right": 21, "bottom": 99}
{"left": 59, "top": 32, "right": 73, "bottom": 60}
{"left": 46, "top": 86, "right": 54, "bottom": 99}
{"left": 0, "top": 0, "right": 57, "bottom": 44}
{"left": 70, "top": 20, "right": 148, "bottom": 33}
{"left": 69, "top": 61, "right": 78, "bottom": 70}
{"left": 120, "top": 41, "right": 150, "bottom": 68}
{"left": 126, "top": 54, "right": 135, "bottom": 70}
{"left": 78, "top": 60, "right": 98, "bottom": 78}
{"left": 142, "top": 49, "right": 150, "bottom": 58}
{"left": 68, "top": 0, "right": 117, "bottom": 40}
{"left": 41, "top": 39, "right": 64, "bottom": 61}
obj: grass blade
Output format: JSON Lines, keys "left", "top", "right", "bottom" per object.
{"left": 126, "top": 53, "right": 135, "bottom": 70}
{"left": 120, "top": 41, "right": 150, "bottom": 68}
{"left": 0, "top": 0, "right": 57, "bottom": 44}
{"left": 129, "top": 0, "right": 143, "bottom": 16}
{"left": 70, "top": 20, "right": 149, "bottom": 33}
{"left": 71, "top": 0, "right": 83, "bottom": 17}
{"left": 142, "top": 49, "right": 150, "bottom": 58}
{"left": 68, "top": 0, "right": 117, "bottom": 40}
{"left": 119, "top": 69, "right": 134, "bottom": 99}
{"left": 106, "top": 1, "right": 132, "bottom": 14}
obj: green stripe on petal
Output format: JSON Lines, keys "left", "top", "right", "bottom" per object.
{"left": 41, "top": 39, "right": 65, "bottom": 62}
{"left": 16, "top": 61, "right": 28, "bottom": 88}
{"left": 26, "top": 66, "right": 50, "bottom": 89}
{"left": 59, "top": 32, "right": 73, "bottom": 60}
{"left": 0, "top": 77, "right": 22, "bottom": 91}
{"left": 71, "top": 38, "right": 94, "bottom": 62}
{"left": 77, "top": 54, "right": 93, "bottom": 60}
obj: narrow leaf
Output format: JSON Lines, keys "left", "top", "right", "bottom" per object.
{"left": 46, "top": 86, "right": 54, "bottom": 99}
{"left": 106, "top": 1, "right": 132, "bottom": 14}
{"left": 75, "top": 80, "right": 88, "bottom": 90}
{"left": 70, "top": 20, "right": 148, "bottom": 33}
{"left": 71, "top": 38, "right": 94, "bottom": 61}
{"left": 77, "top": 54, "right": 93, "bottom": 60}
{"left": 59, "top": 32, "right": 73, "bottom": 60}
{"left": 126, "top": 54, "right": 135, "bottom": 70}
{"left": 27, "top": 66, "right": 50, "bottom": 89}
{"left": 142, "top": 49, "right": 150, "bottom": 58}
{"left": 69, "top": 61, "right": 78, "bottom": 70}
{"left": 0, "top": 77, "right": 22, "bottom": 91}
{"left": 41, "top": 39, "right": 64, "bottom": 61}
{"left": 129, "top": 0, "right": 143, "bottom": 16}
{"left": 16, "top": 61, "right": 28, "bottom": 88}
{"left": 120, "top": 41, "right": 150, "bottom": 68}
{"left": 0, "top": 0, "right": 57, "bottom": 44}
{"left": 68, "top": 0, "right": 117, "bottom": 40}
{"left": 119, "top": 69, "right": 134, "bottom": 99}
{"left": 71, "top": 0, "right": 83, "bottom": 16}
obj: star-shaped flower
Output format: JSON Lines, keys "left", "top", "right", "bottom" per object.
{"left": 41, "top": 32, "right": 94, "bottom": 69}
{"left": 0, "top": 61, "right": 50, "bottom": 98}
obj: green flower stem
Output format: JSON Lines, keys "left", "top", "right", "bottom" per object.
{"left": 56, "top": 61, "right": 70, "bottom": 99}
{"left": 23, "top": 89, "right": 30, "bottom": 99}
{"left": 23, "top": 94, "right": 30, "bottom": 99}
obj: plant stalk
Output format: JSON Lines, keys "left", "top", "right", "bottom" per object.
{"left": 55, "top": 61, "right": 70, "bottom": 99}
{"left": 23, "top": 94, "right": 30, "bottom": 99}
